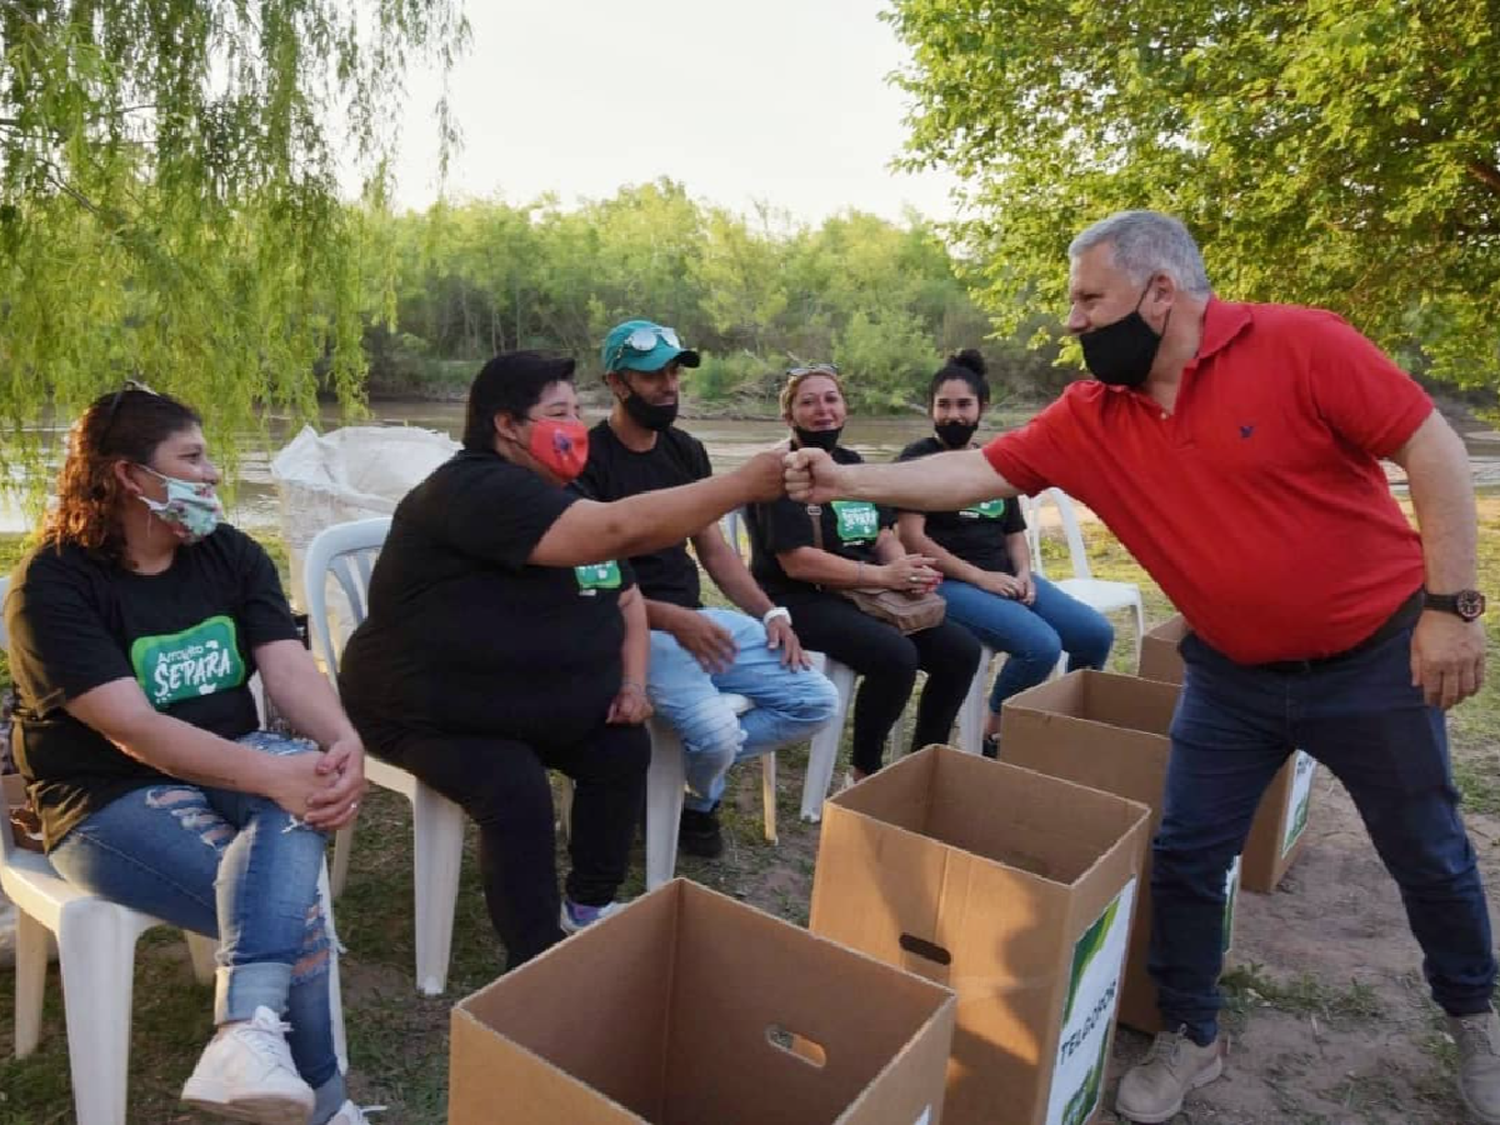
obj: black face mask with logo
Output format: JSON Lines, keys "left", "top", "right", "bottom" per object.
{"left": 793, "top": 426, "right": 842, "bottom": 452}
{"left": 934, "top": 420, "right": 979, "bottom": 449}
{"left": 1079, "top": 282, "right": 1170, "bottom": 389}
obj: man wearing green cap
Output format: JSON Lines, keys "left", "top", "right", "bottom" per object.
{"left": 574, "top": 319, "right": 839, "bottom": 858}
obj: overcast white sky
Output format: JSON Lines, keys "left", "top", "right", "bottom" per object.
{"left": 373, "top": 0, "right": 960, "bottom": 223}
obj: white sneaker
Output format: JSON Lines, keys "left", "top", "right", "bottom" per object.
{"left": 328, "top": 1099, "right": 387, "bottom": 1124}
{"left": 559, "top": 898, "right": 626, "bottom": 935}
{"left": 180, "top": 1005, "right": 315, "bottom": 1125}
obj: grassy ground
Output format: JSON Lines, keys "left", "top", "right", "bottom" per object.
{"left": 1, "top": 498, "right": 1497, "bottom": 1122}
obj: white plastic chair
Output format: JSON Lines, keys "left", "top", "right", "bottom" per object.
{"left": 0, "top": 578, "right": 347, "bottom": 1125}
{"left": 955, "top": 644, "right": 997, "bottom": 756}
{"left": 302, "top": 516, "right": 466, "bottom": 997}
{"left": 1021, "top": 488, "right": 1146, "bottom": 670}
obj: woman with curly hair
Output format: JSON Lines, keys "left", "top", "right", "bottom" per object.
{"left": 2, "top": 385, "right": 373, "bottom": 1124}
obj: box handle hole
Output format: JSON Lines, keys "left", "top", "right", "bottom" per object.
{"left": 766, "top": 1025, "right": 827, "bottom": 1068}
{"left": 898, "top": 933, "right": 952, "bottom": 966}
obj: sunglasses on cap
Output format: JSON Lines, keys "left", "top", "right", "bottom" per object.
{"left": 609, "top": 324, "right": 683, "bottom": 370}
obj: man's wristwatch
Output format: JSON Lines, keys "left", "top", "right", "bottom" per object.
{"left": 1423, "top": 588, "right": 1487, "bottom": 623}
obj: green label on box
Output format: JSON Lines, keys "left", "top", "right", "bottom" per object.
{"left": 1281, "top": 750, "right": 1317, "bottom": 857}
{"left": 1048, "top": 879, "right": 1135, "bottom": 1125}
{"left": 130, "top": 615, "right": 245, "bottom": 709}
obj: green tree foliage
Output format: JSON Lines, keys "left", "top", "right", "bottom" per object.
{"left": 885, "top": 0, "right": 1500, "bottom": 386}
{"left": 366, "top": 181, "right": 1025, "bottom": 411}
{"left": 0, "top": 0, "right": 467, "bottom": 464}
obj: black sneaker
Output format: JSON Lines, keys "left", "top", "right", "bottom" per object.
{"left": 981, "top": 735, "right": 1000, "bottom": 760}
{"left": 678, "top": 807, "right": 724, "bottom": 858}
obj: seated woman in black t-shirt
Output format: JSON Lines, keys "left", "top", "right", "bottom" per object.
{"left": 4, "top": 387, "right": 371, "bottom": 1124}
{"left": 896, "top": 351, "right": 1114, "bottom": 756}
{"left": 746, "top": 366, "right": 981, "bottom": 780}
{"left": 337, "top": 351, "right": 785, "bottom": 969}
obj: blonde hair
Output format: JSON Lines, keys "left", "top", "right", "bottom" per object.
{"left": 779, "top": 364, "right": 846, "bottom": 420}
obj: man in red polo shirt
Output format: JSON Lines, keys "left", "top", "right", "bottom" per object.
{"left": 785, "top": 210, "right": 1494, "bottom": 1124}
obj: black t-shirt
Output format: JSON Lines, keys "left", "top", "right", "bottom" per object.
{"left": 748, "top": 446, "right": 893, "bottom": 600}
{"left": 5, "top": 526, "right": 299, "bottom": 848}
{"left": 338, "top": 449, "right": 635, "bottom": 750}
{"left": 896, "top": 436, "right": 1026, "bottom": 574}
{"left": 571, "top": 422, "right": 711, "bottom": 610}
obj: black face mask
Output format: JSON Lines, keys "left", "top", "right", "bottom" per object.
{"left": 1079, "top": 282, "right": 1169, "bottom": 389}
{"left": 793, "top": 426, "right": 842, "bottom": 452}
{"left": 934, "top": 420, "right": 979, "bottom": 449}
{"left": 618, "top": 379, "right": 678, "bottom": 432}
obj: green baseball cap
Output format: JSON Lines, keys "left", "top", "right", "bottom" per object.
{"left": 601, "top": 319, "right": 701, "bottom": 374}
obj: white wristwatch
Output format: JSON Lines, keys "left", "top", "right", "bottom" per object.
{"left": 762, "top": 606, "right": 792, "bottom": 628}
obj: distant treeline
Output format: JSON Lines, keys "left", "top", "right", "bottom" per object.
{"left": 355, "top": 179, "right": 1079, "bottom": 411}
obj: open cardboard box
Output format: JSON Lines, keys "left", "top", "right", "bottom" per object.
{"left": 1137, "top": 615, "right": 1317, "bottom": 893}
{"left": 1001, "top": 670, "right": 1244, "bottom": 1034}
{"left": 450, "top": 878, "right": 957, "bottom": 1124}
{"left": 810, "top": 745, "right": 1150, "bottom": 1125}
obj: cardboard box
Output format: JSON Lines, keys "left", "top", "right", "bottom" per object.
{"left": 1135, "top": 614, "right": 1190, "bottom": 685}
{"left": 1135, "top": 615, "right": 1318, "bottom": 893}
{"left": 450, "top": 878, "right": 957, "bottom": 1125}
{"left": 1000, "top": 671, "right": 1243, "bottom": 1034}
{"left": 810, "top": 745, "right": 1151, "bottom": 1125}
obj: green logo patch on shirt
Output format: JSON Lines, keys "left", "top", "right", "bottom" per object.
{"left": 961, "top": 498, "right": 1007, "bottom": 521}
{"left": 830, "top": 500, "right": 880, "bottom": 544}
{"left": 130, "top": 615, "right": 246, "bottom": 709}
{"left": 574, "top": 561, "right": 623, "bottom": 594}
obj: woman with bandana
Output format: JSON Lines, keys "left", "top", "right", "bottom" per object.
{"left": 744, "top": 365, "right": 981, "bottom": 782}
{"left": 336, "top": 351, "right": 785, "bottom": 969}
{"left": 895, "top": 350, "right": 1114, "bottom": 756}
{"left": 3, "top": 386, "right": 374, "bottom": 1124}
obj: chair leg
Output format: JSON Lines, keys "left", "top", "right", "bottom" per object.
{"left": 802, "top": 662, "right": 856, "bottom": 823}
{"left": 761, "top": 753, "right": 778, "bottom": 845}
{"left": 185, "top": 932, "right": 217, "bottom": 986}
{"left": 956, "top": 647, "right": 993, "bottom": 755}
{"left": 316, "top": 863, "right": 349, "bottom": 1072}
{"left": 1131, "top": 598, "right": 1146, "bottom": 673}
{"left": 14, "top": 909, "right": 47, "bottom": 1057}
{"left": 329, "top": 821, "right": 355, "bottom": 900}
{"left": 410, "top": 787, "right": 465, "bottom": 997}
{"left": 57, "top": 906, "right": 138, "bottom": 1125}
{"left": 644, "top": 722, "right": 687, "bottom": 890}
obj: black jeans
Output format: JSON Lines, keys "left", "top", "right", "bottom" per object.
{"left": 373, "top": 721, "right": 649, "bottom": 968}
{"left": 785, "top": 591, "right": 981, "bottom": 774}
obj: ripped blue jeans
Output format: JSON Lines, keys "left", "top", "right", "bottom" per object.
{"left": 49, "top": 731, "right": 345, "bottom": 1113}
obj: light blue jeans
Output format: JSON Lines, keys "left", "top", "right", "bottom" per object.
{"left": 49, "top": 731, "right": 346, "bottom": 1122}
{"left": 939, "top": 575, "right": 1115, "bottom": 712}
{"left": 648, "top": 608, "right": 840, "bottom": 813}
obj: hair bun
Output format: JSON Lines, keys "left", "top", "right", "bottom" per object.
{"left": 950, "top": 349, "right": 986, "bottom": 377}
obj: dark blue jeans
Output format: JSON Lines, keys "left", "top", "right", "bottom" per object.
{"left": 1152, "top": 626, "right": 1496, "bottom": 1044}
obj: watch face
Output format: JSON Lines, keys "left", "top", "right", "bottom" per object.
{"left": 1456, "top": 589, "right": 1487, "bottom": 621}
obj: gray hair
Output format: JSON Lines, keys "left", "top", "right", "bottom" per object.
{"left": 1069, "top": 210, "right": 1212, "bottom": 298}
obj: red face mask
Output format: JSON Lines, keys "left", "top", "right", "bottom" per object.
{"left": 528, "top": 417, "right": 589, "bottom": 482}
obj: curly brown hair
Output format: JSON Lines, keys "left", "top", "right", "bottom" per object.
{"left": 42, "top": 387, "right": 203, "bottom": 567}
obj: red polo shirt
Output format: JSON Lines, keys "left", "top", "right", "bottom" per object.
{"left": 984, "top": 298, "right": 1430, "bottom": 664}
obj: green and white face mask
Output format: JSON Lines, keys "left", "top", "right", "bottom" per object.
{"left": 135, "top": 464, "right": 224, "bottom": 544}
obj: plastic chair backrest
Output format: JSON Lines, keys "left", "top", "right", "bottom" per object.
{"left": 301, "top": 517, "right": 392, "bottom": 694}
{"left": 1021, "top": 489, "right": 1094, "bottom": 581}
